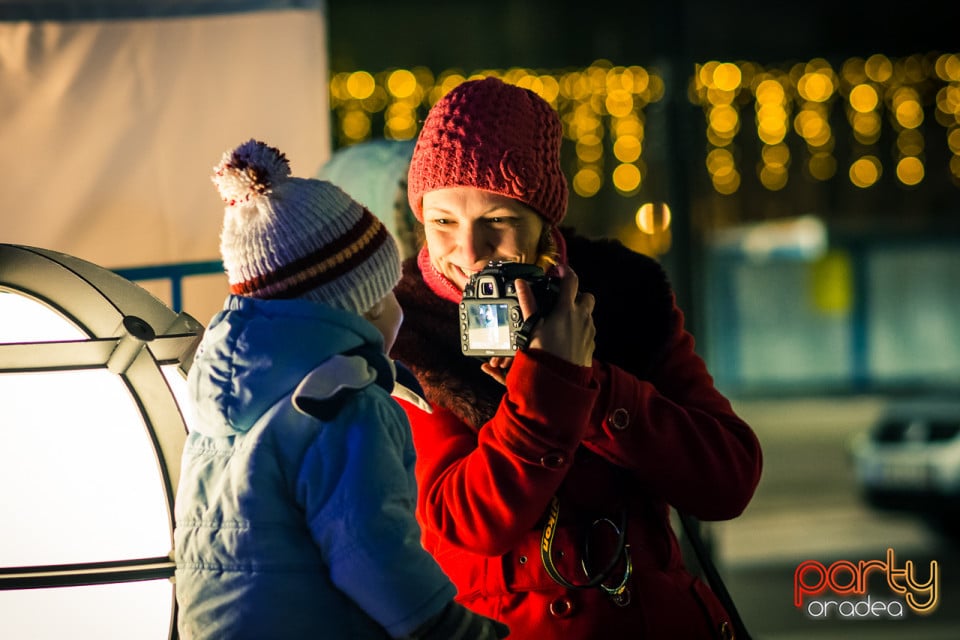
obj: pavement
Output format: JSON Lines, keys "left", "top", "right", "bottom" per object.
{"left": 695, "top": 396, "right": 959, "bottom": 639}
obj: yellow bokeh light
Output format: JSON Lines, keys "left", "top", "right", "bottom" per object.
{"left": 899, "top": 55, "right": 926, "bottom": 84}
{"left": 613, "top": 163, "right": 642, "bottom": 193}
{"left": 798, "top": 72, "right": 834, "bottom": 102}
{"left": 849, "top": 156, "right": 881, "bottom": 188}
{"left": 936, "top": 53, "right": 960, "bottom": 82}
{"left": 359, "top": 86, "right": 388, "bottom": 113}
{"left": 896, "top": 156, "right": 924, "bottom": 185}
{"left": 341, "top": 109, "right": 371, "bottom": 140}
{"left": 756, "top": 103, "right": 787, "bottom": 122}
{"left": 759, "top": 163, "right": 788, "bottom": 190}
{"left": 501, "top": 68, "right": 527, "bottom": 84}
{"left": 895, "top": 100, "right": 924, "bottom": 129}
{"left": 757, "top": 118, "right": 787, "bottom": 145}
{"left": 605, "top": 67, "right": 628, "bottom": 92}
{"left": 849, "top": 84, "right": 879, "bottom": 113}
{"left": 762, "top": 143, "right": 790, "bottom": 167}
{"left": 329, "top": 72, "right": 351, "bottom": 103}
{"left": 538, "top": 75, "right": 561, "bottom": 103}
{"left": 707, "top": 128, "right": 734, "bottom": 147}
{"left": 576, "top": 142, "right": 604, "bottom": 163}
{"left": 386, "top": 69, "right": 418, "bottom": 99}
{"left": 345, "top": 71, "right": 376, "bottom": 100}
{"left": 574, "top": 103, "right": 602, "bottom": 130}
{"left": 897, "top": 129, "right": 924, "bottom": 156}
{"left": 384, "top": 102, "right": 417, "bottom": 139}
{"left": 646, "top": 74, "right": 666, "bottom": 103}
{"left": 936, "top": 85, "right": 960, "bottom": 117}
{"left": 712, "top": 166, "right": 741, "bottom": 194}
{"left": 706, "top": 148, "right": 735, "bottom": 175}
{"left": 713, "top": 63, "right": 742, "bottom": 92}
{"left": 808, "top": 125, "right": 832, "bottom": 148}
{"left": 636, "top": 202, "right": 672, "bottom": 234}
{"left": 755, "top": 79, "right": 785, "bottom": 105}
{"left": 562, "top": 71, "right": 591, "bottom": 101}
{"left": 698, "top": 61, "right": 721, "bottom": 89}
{"left": 613, "top": 116, "right": 644, "bottom": 139}
{"left": 864, "top": 54, "right": 893, "bottom": 83}
{"left": 437, "top": 73, "right": 467, "bottom": 98}
{"left": 707, "top": 87, "right": 736, "bottom": 106}
{"left": 852, "top": 111, "right": 882, "bottom": 142}
{"left": 794, "top": 110, "right": 818, "bottom": 136}
{"left": 624, "top": 66, "right": 651, "bottom": 94}
{"left": 795, "top": 110, "right": 832, "bottom": 146}
{"left": 411, "top": 66, "right": 435, "bottom": 92}
{"left": 710, "top": 104, "right": 739, "bottom": 134}
{"left": 613, "top": 135, "right": 642, "bottom": 163}
{"left": 326, "top": 55, "right": 954, "bottom": 202}
{"left": 385, "top": 115, "right": 417, "bottom": 139}
{"left": 514, "top": 73, "right": 542, "bottom": 94}
{"left": 605, "top": 89, "right": 635, "bottom": 118}
{"left": 810, "top": 131, "right": 836, "bottom": 153}
{"left": 841, "top": 57, "right": 867, "bottom": 85}
{"left": 572, "top": 167, "right": 602, "bottom": 197}
{"left": 809, "top": 152, "right": 837, "bottom": 181}
{"left": 948, "top": 128, "right": 960, "bottom": 154}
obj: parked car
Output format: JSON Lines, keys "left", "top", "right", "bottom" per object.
{"left": 850, "top": 397, "right": 960, "bottom": 534}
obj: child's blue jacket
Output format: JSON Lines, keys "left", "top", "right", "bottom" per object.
{"left": 174, "top": 295, "right": 454, "bottom": 639}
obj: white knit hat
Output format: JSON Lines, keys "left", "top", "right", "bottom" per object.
{"left": 212, "top": 139, "right": 401, "bottom": 315}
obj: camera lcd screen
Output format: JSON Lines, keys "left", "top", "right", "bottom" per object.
{"left": 466, "top": 302, "right": 511, "bottom": 351}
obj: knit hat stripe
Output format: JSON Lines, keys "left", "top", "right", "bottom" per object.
{"left": 229, "top": 210, "right": 387, "bottom": 298}
{"left": 214, "top": 139, "right": 401, "bottom": 315}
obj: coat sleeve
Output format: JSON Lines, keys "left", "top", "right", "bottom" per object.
{"left": 401, "top": 351, "right": 600, "bottom": 556}
{"left": 297, "top": 390, "right": 455, "bottom": 638}
{"left": 579, "top": 301, "right": 763, "bottom": 520}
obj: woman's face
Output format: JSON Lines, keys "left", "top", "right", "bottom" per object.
{"left": 421, "top": 187, "right": 545, "bottom": 292}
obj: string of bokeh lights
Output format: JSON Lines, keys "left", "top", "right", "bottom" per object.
{"left": 329, "top": 54, "right": 960, "bottom": 198}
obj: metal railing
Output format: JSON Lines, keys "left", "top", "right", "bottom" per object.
{"left": 114, "top": 260, "right": 223, "bottom": 313}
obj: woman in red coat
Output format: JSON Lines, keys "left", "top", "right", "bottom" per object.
{"left": 390, "top": 76, "right": 763, "bottom": 639}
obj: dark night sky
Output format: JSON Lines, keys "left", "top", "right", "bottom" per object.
{"left": 327, "top": 0, "right": 958, "bottom": 71}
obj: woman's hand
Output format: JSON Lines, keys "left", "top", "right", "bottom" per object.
{"left": 480, "top": 265, "right": 595, "bottom": 384}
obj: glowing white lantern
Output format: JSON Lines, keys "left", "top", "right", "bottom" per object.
{"left": 0, "top": 244, "right": 203, "bottom": 639}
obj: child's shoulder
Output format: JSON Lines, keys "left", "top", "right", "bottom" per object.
{"left": 291, "top": 353, "right": 387, "bottom": 421}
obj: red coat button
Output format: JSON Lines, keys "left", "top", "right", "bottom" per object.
{"left": 549, "top": 597, "right": 574, "bottom": 618}
{"left": 609, "top": 407, "right": 630, "bottom": 430}
{"left": 540, "top": 450, "right": 566, "bottom": 468}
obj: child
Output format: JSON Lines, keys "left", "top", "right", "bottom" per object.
{"left": 174, "top": 139, "right": 508, "bottom": 640}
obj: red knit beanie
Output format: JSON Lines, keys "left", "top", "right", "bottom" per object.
{"left": 407, "top": 76, "right": 568, "bottom": 226}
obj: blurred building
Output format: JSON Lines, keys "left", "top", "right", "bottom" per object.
{"left": 324, "top": 0, "right": 960, "bottom": 396}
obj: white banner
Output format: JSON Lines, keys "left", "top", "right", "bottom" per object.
{"left": 1, "top": 4, "right": 330, "bottom": 321}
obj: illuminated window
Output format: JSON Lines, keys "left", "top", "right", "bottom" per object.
{"left": 0, "top": 244, "right": 203, "bottom": 639}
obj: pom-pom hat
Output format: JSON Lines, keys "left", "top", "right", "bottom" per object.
{"left": 213, "top": 139, "right": 401, "bottom": 315}
{"left": 407, "top": 76, "right": 568, "bottom": 227}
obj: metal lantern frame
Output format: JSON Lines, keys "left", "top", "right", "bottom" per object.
{"left": 0, "top": 244, "right": 204, "bottom": 638}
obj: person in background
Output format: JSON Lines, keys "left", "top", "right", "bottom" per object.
{"left": 389, "top": 77, "right": 763, "bottom": 639}
{"left": 174, "top": 139, "right": 509, "bottom": 640}
{"left": 316, "top": 138, "right": 420, "bottom": 260}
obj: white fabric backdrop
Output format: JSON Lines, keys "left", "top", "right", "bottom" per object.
{"left": 1, "top": 4, "right": 330, "bottom": 322}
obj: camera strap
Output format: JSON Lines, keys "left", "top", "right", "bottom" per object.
{"left": 539, "top": 495, "right": 632, "bottom": 606}
{"left": 514, "top": 311, "right": 543, "bottom": 351}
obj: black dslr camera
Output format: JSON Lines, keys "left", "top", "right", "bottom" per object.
{"left": 459, "top": 261, "right": 560, "bottom": 357}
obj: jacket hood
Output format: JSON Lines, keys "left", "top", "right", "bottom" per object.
{"left": 187, "top": 295, "right": 385, "bottom": 437}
